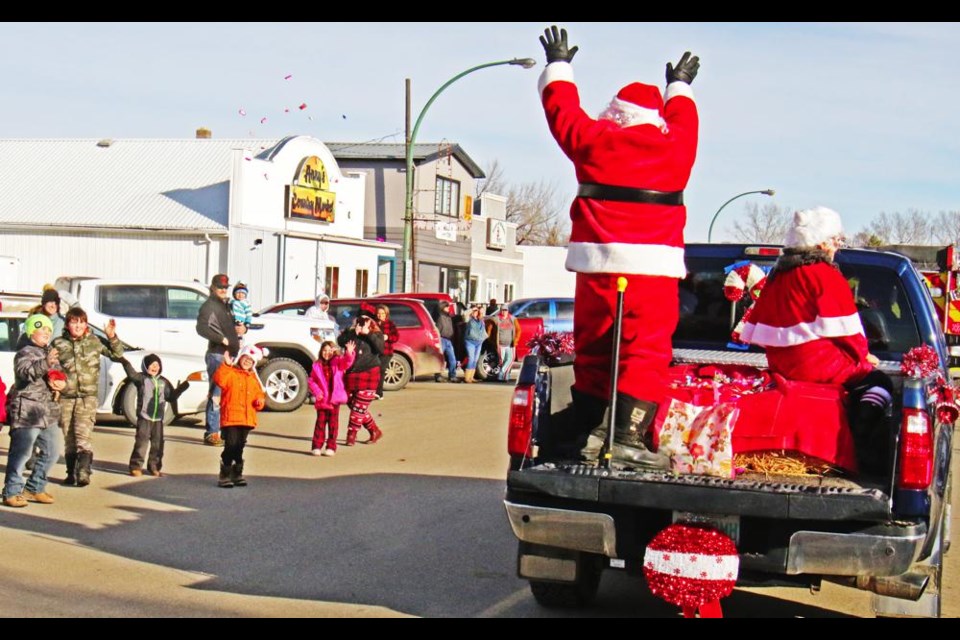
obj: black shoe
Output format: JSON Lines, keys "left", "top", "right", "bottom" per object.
{"left": 610, "top": 394, "right": 668, "bottom": 470}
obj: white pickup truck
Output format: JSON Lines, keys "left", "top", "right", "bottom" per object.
{"left": 54, "top": 277, "right": 336, "bottom": 412}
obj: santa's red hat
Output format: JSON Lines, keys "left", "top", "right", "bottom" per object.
{"left": 599, "top": 82, "right": 667, "bottom": 130}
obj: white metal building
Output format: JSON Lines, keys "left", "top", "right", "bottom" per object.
{"left": 0, "top": 134, "right": 399, "bottom": 310}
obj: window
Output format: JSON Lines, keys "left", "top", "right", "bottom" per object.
{"left": 355, "top": 269, "right": 369, "bottom": 297}
{"left": 557, "top": 301, "right": 574, "bottom": 321}
{"left": 435, "top": 177, "right": 460, "bottom": 217}
{"left": 485, "top": 280, "right": 498, "bottom": 303}
{"left": 469, "top": 275, "right": 479, "bottom": 302}
{"left": 166, "top": 287, "right": 207, "bottom": 320}
{"left": 325, "top": 266, "right": 340, "bottom": 299}
{"left": 518, "top": 301, "right": 550, "bottom": 318}
{"left": 99, "top": 286, "right": 165, "bottom": 318}
{"left": 0, "top": 319, "right": 15, "bottom": 352}
{"left": 386, "top": 303, "right": 421, "bottom": 329}
{"left": 503, "top": 283, "right": 515, "bottom": 303}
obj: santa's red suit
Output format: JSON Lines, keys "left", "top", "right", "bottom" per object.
{"left": 539, "top": 61, "right": 698, "bottom": 404}
{"left": 739, "top": 260, "right": 873, "bottom": 384}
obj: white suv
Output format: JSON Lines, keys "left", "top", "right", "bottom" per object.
{"left": 54, "top": 277, "right": 335, "bottom": 411}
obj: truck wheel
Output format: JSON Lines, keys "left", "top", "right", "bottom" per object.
{"left": 528, "top": 555, "right": 603, "bottom": 609}
{"left": 259, "top": 358, "right": 308, "bottom": 412}
{"left": 383, "top": 354, "right": 412, "bottom": 391}
{"left": 122, "top": 383, "right": 175, "bottom": 427}
{"left": 475, "top": 350, "right": 500, "bottom": 382}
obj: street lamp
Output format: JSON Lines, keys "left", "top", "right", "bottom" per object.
{"left": 402, "top": 57, "right": 536, "bottom": 292}
{"left": 706, "top": 189, "right": 776, "bottom": 243}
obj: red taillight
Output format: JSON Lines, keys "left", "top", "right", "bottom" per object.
{"left": 507, "top": 384, "right": 535, "bottom": 456}
{"left": 898, "top": 408, "right": 934, "bottom": 490}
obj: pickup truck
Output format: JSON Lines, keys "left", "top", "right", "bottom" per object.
{"left": 53, "top": 277, "right": 336, "bottom": 412}
{"left": 503, "top": 244, "right": 953, "bottom": 618}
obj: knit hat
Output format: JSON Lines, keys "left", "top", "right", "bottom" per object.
{"left": 237, "top": 344, "right": 266, "bottom": 366}
{"left": 210, "top": 273, "right": 230, "bottom": 289}
{"left": 41, "top": 288, "right": 60, "bottom": 305}
{"left": 233, "top": 282, "right": 248, "bottom": 297}
{"left": 141, "top": 353, "right": 163, "bottom": 375}
{"left": 784, "top": 207, "right": 844, "bottom": 249}
{"left": 25, "top": 313, "right": 53, "bottom": 338}
{"left": 598, "top": 82, "right": 667, "bottom": 130}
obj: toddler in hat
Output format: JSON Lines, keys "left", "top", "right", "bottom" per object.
{"left": 231, "top": 282, "right": 253, "bottom": 327}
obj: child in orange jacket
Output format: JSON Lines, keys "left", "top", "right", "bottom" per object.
{"left": 212, "top": 344, "right": 267, "bottom": 488}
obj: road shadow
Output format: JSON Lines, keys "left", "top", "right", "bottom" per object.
{"left": 0, "top": 470, "right": 856, "bottom": 618}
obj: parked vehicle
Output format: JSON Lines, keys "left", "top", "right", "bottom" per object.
{"left": 0, "top": 312, "right": 207, "bottom": 426}
{"left": 259, "top": 297, "right": 444, "bottom": 391}
{"left": 53, "top": 277, "right": 333, "bottom": 412}
{"left": 371, "top": 292, "right": 544, "bottom": 381}
{"left": 504, "top": 244, "right": 953, "bottom": 618}
{"left": 507, "top": 297, "right": 574, "bottom": 333}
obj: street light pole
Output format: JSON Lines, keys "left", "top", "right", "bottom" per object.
{"left": 706, "top": 189, "right": 776, "bottom": 243}
{"left": 402, "top": 57, "right": 536, "bottom": 292}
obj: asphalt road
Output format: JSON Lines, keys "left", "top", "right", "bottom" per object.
{"left": 0, "top": 380, "right": 955, "bottom": 618}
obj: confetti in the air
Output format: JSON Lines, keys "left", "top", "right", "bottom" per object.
{"left": 284, "top": 74, "right": 292, "bottom": 80}
{"left": 260, "top": 117, "right": 268, "bottom": 124}
{"left": 308, "top": 116, "right": 313, "bottom": 121}
{"left": 342, "top": 114, "right": 347, "bottom": 119}
{"left": 238, "top": 108, "right": 246, "bottom": 116}
{"left": 284, "top": 108, "right": 290, "bottom": 113}
{"left": 299, "top": 102, "right": 307, "bottom": 111}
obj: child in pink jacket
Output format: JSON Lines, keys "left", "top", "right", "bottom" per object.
{"left": 308, "top": 340, "right": 355, "bottom": 456}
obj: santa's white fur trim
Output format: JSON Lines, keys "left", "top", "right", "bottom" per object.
{"left": 538, "top": 62, "right": 575, "bottom": 96}
{"left": 599, "top": 97, "right": 667, "bottom": 131}
{"left": 566, "top": 242, "right": 686, "bottom": 277}
{"left": 740, "top": 312, "right": 865, "bottom": 347}
{"left": 664, "top": 81, "right": 695, "bottom": 103}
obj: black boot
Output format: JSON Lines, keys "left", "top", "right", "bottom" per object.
{"left": 63, "top": 453, "right": 77, "bottom": 486}
{"left": 574, "top": 390, "right": 612, "bottom": 462}
{"left": 851, "top": 404, "right": 889, "bottom": 476}
{"left": 218, "top": 461, "right": 234, "bottom": 488}
{"left": 609, "top": 394, "right": 669, "bottom": 470}
{"left": 230, "top": 461, "right": 247, "bottom": 487}
{"left": 75, "top": 451, "right": 94, "bottom": 487}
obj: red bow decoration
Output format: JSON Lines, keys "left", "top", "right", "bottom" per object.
{"left": 900, "top": 345, "right": 940, "bottom": 379}
{"left": 526, "top": 331, "right": 574, "bottom": 364}
{"left": 643, "top": 523, "right": 739, "bottom": 618}
{"left": 46, "top": 370, "right": 67, "bottom": 384}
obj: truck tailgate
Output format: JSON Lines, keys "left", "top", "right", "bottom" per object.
{"left": 507, "top": 463, "right": 893, "bottom": 521}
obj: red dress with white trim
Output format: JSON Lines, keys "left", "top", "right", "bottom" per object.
{"left": 739, "top": 261, "right": 873, "bottom": 385}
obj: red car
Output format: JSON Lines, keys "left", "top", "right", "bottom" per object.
{"left": 371, "top": 293, "right": 544, "bottom": 380}
{"left": 258, "top": 297, "right": 444, "bottom": 391}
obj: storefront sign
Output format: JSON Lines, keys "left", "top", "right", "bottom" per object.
{"left": 436, "top": 220, "right": 457, "bottom": 242}
{"left": 486, "top": 218, "right": 506, "bottom": 250}
{"left": 287, "top": 156, "right": 336, "bottom": 223}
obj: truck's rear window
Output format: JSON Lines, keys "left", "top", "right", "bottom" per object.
{"left": 676, "top": 258, "right": 921, "bottom": 358}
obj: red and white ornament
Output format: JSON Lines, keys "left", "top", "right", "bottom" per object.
{"left": 724, "top": 263, "right": 767, "bottom": 302}
{"left": 643, "top": 523, "right": 739, "bottom": 618}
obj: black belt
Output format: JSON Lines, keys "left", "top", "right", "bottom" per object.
{"left": 577, "top": 182, "right": 684, "bottom": 206}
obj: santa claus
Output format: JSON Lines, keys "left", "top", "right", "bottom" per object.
{"left": 537, "top": 25, "right": 699, "bottom": 468}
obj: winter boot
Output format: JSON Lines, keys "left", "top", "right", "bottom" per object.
{"left": 464, "top": 370, "right": 476, "bottom": 384}
{"left": 231, "top": 462, "right": 247, "bottom": 487}
{"left": 218, "top": 462, "right": 234, "bottom": 488}
{"left": 63, "top": 453, "right": 77, "bottom": 486}
{"left": 75, "top": 451, "right": 94, "bottom": 487}
{"left": 850, "top": 404, "right": 890, "bottom": 477}
{"left": 573, "top": 390, "right": 612, "bottom": 462}
{"left": 609, "top": 394, "right": 669, "bottom": 470}
{"left": 345, "top": 428, "right": 358, "bottom": 447}
{"left": 366, "top": 424, "right": 383, "bottom": 444}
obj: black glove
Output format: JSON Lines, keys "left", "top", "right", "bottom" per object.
{"left": 176, "top": 380, "right": 190, "bottom": 394}
{"left": 666, "top": 51, "right": 700, "bottom": 85}
{"left": 539, "top": 25, "right": 578, "bottom": 64}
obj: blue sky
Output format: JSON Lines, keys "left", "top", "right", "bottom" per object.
{"left": 1, "top": 22, "right": 956, "bottom": 241}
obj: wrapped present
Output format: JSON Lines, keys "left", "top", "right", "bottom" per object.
{"left": 658, "top": 398, "right": 738, "bottom": 478}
